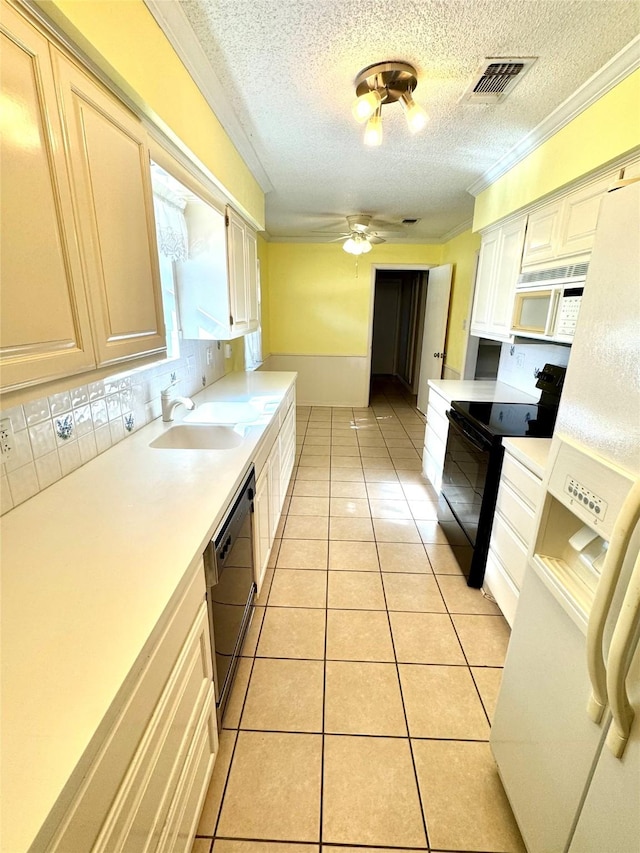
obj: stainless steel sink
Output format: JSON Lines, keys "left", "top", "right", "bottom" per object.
{"left": 149, "top": 424, "right": 243, "bottom": 450}
{"left": 183, "top": 401, "right": 263, "bottom": 424}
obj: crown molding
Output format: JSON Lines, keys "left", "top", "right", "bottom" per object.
{"left": 467, "top": 35, "right": 640, "bottom": 197}
{"left": 143, "top": 0, "right": 273, "bottom": 194}
{"left": 440, "top": 218, "right": 474, "bottom": 242}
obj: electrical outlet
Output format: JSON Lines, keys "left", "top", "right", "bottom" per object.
{"left": 0, "top": 417, "right": 15, "bottom": 462}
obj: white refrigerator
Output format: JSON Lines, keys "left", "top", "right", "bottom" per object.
{"left": 490, "top": 179, "right": 640, "bottom": 853}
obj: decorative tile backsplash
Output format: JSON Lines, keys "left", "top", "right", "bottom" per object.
{"left": 0, "top": 339, "right": 226, "bottom": 516}
{"left": 497, "top": 342, "right": 571, "bottom": 396}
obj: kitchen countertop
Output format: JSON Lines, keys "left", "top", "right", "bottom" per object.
{"left": 427, "top": 379, "right": 538, "bottom": 404}
{"left": 0, "top": 370, "right": 296, "bottom": 853}
{"left": 502, "top": 437, "right": 552, "bottom": 479}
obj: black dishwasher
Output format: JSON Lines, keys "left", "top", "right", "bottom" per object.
{"left": 204, "top": 468, "right": 256, "bottom": 726}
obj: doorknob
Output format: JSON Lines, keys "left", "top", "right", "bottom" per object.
{"left": 433, "top": 352, "right": 446, "bottom": 358}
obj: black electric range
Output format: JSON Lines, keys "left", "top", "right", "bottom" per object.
{"left": 437, "top": 364, "right": 565, "bottom": 588}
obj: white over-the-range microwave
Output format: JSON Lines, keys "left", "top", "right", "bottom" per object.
{"left": 511, "top": 262, "right": 587, "bottom": 343}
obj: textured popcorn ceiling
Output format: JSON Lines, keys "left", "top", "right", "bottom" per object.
{"left": 178, "top": 0, "right": 638, "bottom": 241}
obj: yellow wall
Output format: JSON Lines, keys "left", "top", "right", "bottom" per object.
{"left": 41, "top": 0, "right": 265, "bottom": 228}
{"left": 257, "top": 235, "right": 271, "bottom": 357}
{"left": 474, "top": 70, "right": 640, "bottom": 230}
{"left": 266, "top": 243, "right": 443, "bottom": 357}
{"left": 440, "top": 229, "right": 481, "bottom": 374}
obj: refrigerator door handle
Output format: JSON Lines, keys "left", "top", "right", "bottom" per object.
{"left": 586, "top": 480, "right": 640, "bottom": 723}
{"left": 605, "top": 547, "right": 640, "bottom": 759}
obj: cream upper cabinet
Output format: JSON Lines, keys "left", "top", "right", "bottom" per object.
{"left": 227, "top": 207, "right": 259, "bottom": 336}
{"left": 522, "top": 201, "right": 563, "bottom": 267}
{"left": 470, "top": 215, "right": 526, "bottom": 342}
{"left": 0, "top": 2, "right": 95, "bottom": 391}
{"left": 522, "top": 172, "right": 618, "bottom": 268}
{"left": 51, "top": 51, "right": 166, "bottom": 367}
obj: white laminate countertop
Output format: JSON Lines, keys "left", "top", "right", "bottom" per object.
{"left": 502, "top": 437, "right": 552, "bottom": 480}
{"left": 0, "top": 370, "right": 296, "bottom": 853}
{"left": 427, "top": 379, "right": 538, "bottom": 404}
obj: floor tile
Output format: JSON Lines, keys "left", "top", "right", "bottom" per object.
{"left": 373, "top": 518, "right": 421, "bottom": 543}
{"left": 437, "top": 574, "right": 502, "bottom": 614}
{"left": 326, "top": 609, "right": 395, "bottom": 662}
{"left": 292, "top": 480, "right": 330, "bottom": 497}
{"left": 324, "top": 661, "right": 406, "bottom": 735}
{"left": 330, "top": 467, "right": 364, "bottom": 482}
{"left": 451, "top": 614, "right": 511, "bottom": 666}
{"left": 269, "top": 569, "right": 327, "bottom": 608}
{"left": 327, "top": 570, "right": 386, "bottom": 610}
{"left": 217, "top": 731, "right": 322, "bottom": 841}
{"left": 328, "top": 516, "right": 374, "bottom": 541}
{"left": 330, "top": 444, "right": 360, "bottom": 457}
{"left": 329, "top": 480, "right": 367, "bottom": 499}
{"left": 330, "top": 455, "right": 362, "bottom": 468}
{"left": 283, "top": 516, "right": 329, "bottom": 540}
{"left": 407, "top": 500, "right": 439, "bottom": 520}
{"left": 399, "top": 664, "right": 490, "bottom": 739}
{"left": 389, "top": 612, "right": 466, "bottom": 664}
{"left": 298, "top": 455, "right": 330, "bottom": 468}
{"left": 288, "top": 496, "right": 330, "bottom": 516}
{"left": 472, "top": 666, "right": 504, "bottom": 723}
{"left": 376, "top": 542, "right": 431, "bottom": 573}
{"left": 359, "top": 446, "right": 391, "bottom": 459}
{"left": 412, "top": 739, "right": 525, "bottom": 852}
{"left": 241, "top": 658, "right": 324, "bottom": 732}
{"left": 363, "top": 469, "right": 399, "bottom": 483}
{"left": 192, "top": 840, "right": 211, "bottom": 853}
{"left": 257, "top": 607, "right": 326, "bottom": 659}
{"left": 328, "top": 540, "right": 379, "bottom": 571}
{"left": 277, "top": 539, "right": 328, "bottom": 570}
{"left": 196, "top": 729, "right": 237, "bottom": 835}
{"left": 365, "top": 481, "right": 404, "bottom": 499}
{"left": 222, "top": 657, "right": 252, "bottom": 729}
{"left": 322, "top": 848, "right": 418, "bottom": 853}
{"left": 426, "top": 542, "right": 470, "bottom": 574}
{"left": 214, "top": 843, "right": 316, "bottom": 852}
{"left": 369, "top": 498, "right": 412, "bottom": 519}
{"left": 415, "top": 519, "right": 449, "bottom": 544}
{"left": 382, "top": 573, "right": 446, "bottom": 612}
{"left": 302, "top": 435, "right": 330, "bottom": 446}
{"left": 329, "top": 497, "right": 370, "bottom": 517}
{"left": 322, "top": 735, "right": 426, "bottom": 848}
{"left": 295, "top": 466, "right": 330, "bottom": 481}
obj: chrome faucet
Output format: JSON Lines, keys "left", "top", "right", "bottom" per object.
{"left": 161, "top": 379, "right": 195, "bottom": 422}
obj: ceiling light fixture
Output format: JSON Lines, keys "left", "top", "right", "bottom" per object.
{"left": 352, "top": 61, "right": 429, "bottom": 145}
{"left": 343, "top": 233, "right": 373, "bottom": 255}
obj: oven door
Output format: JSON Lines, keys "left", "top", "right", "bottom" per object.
{"left": 440, "top": 409, "right": 492, "bottom": 547}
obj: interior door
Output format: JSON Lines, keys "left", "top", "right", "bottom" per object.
{"left": 416, "top": 264, "right": 452, "bottom": 414}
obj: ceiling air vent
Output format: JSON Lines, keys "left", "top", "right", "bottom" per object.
{"left": 461, "top": 57, "right": 537, "bottom": 104}
{"left": 402, "top": 218, "right": 420, "bottom": 225}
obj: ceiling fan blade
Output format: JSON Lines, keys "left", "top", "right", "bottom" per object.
{"left": 312, "top": 230, "right": 350, "bottom": 236}
{"left": 368, "top": 235, "right": 386, "bottom": 244}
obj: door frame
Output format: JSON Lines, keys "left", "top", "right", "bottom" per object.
{"left": 365, "top": 263, "right": 437, "bottom": 405}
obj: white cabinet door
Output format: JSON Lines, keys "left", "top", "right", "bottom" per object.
{"left": 226, "top": 207, "right": 248, "bottom": 332}
{"left": 245, "top": 228, "right": 260, "bottom": 330}
{"left": 0, "top": 3, "right": 96, "bottom": 391}
{"left": 491, "top": 216, "right": 527, "bottom": 340}
{"left": 253, "top": 464, "right": 271, "bottom": 591}
{"left": 522, "top": 200, "right": 563, "bottom": 267}
{"left": 557, "top": 174, "right": 616, "bottom": 259}
{"left": 268, "top": 439, "right": 282, "bottom": 540}
{"left": 470, "top": 227, "right": 499, "bottom": 335}
{"left": 52, "top": 51, "right": 166, "bottom": 367}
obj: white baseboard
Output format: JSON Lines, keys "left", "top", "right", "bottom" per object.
{"left": 261, "top": 354, "right": 369, "bottom": 407}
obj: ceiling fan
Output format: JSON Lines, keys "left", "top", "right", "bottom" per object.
{"left": 314, "top": 214, "right": 404, "bottom": 254}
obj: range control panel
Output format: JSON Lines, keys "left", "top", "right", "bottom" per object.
{"left": 565, "top": 476, "right": 608, "bottom": 522}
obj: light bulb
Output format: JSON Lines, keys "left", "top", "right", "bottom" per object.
{"left": 343, "top": 237, "right": 359, "bottom": 255}
{"left": 363, "top": 112, "right": 383, "bottom": 147}
{"left": 351, "top": 89, "right": 383, "bottom": 124}
{"left": 400, "top": 91, "right": 429, "bottom": 133}
{"left": 360, "top": 239, "right": 372, "bottom": 254}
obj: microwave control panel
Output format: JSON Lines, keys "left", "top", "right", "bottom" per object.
{"left": 556, "top": 290, "right": 583, "bottom": 337}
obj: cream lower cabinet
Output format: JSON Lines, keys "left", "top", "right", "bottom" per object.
{"left": 470, "top": 215, "right": 527, "bottom": 343}
{"left": 484, "top": 449, "right": 543, "bottom": 627}
{"left": 253, "top": 386, "right": 296, "bottom": 589}
{"left": 45, "top": 562, "right": 217, "bottom": 853}
{"left": 422, "top": 386, "right": 450, "bottom": 493}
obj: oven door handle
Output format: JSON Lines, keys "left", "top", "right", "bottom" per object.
{"left": 446, "top": 409, "right": 492, "bottom": 452}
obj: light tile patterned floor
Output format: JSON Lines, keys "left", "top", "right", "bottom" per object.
{"left": 193, "top": 381, "right": 525, "bottom": 853}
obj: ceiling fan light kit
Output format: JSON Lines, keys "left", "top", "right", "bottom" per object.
{"left": 352, "top": 61, "right": 429, "bottom": 146}
{"left": 343, "top": 233, "right": 373, "bottom": 255}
